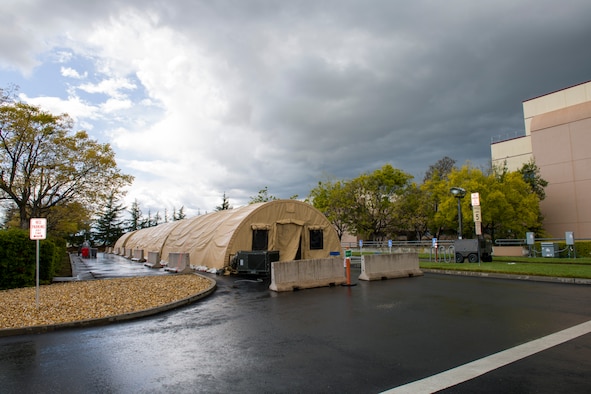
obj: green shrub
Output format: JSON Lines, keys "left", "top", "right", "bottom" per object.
{"left": 572, "top": 241, "right": 591, "bottom": 258}
{"left": 0, "top": 228, "right": 62, "bottom": 290}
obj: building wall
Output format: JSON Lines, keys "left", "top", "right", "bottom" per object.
{"left": 490, "top": 135, "right": 532, "bottom": 171}
{"left": 491, "top": 81, "right": 591, "bottom": 238}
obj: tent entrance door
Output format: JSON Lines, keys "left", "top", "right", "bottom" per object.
{"left": 273, "top": 221, "right": 303, "bottom": 261}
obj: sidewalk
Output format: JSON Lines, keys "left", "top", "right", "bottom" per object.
{"left": 70, "top": 254, "right": 96, "bottom": 280}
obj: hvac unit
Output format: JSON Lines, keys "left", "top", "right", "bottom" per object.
{"left": 235, "top": 250, "right": 280, "bottom": 275}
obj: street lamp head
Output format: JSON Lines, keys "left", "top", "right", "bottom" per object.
{"left": 450, "top": 187, "right": 466, "bottom": 198}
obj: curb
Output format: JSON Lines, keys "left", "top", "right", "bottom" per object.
{"left": 422, "top": 268, "right": 591, "bottom": 285}
{"left": 0, "top": 274, "right": 217, "bottom": 338}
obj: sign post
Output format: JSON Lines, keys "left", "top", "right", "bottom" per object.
{"left": 432, "top": 238, "right": 438, "bottom": 262}
{"left": 30, "top": 218, "right": 47, "bottom": 307}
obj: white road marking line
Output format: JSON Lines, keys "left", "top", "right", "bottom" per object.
{"left": 382, "top": 319, "right": 591, "bottom": 394}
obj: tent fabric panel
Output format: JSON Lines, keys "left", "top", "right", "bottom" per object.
{"left": 160, "top": 203, "right": 263, "bottom": 267}
{"left": 113, "top": 230, "right": 138, "bottom": 253}
{"left": 123, "top": 221, "right": 183, "bottom": 254}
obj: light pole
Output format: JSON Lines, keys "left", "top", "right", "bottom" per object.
{"left": 450, "top": 187, "right": 466, "bottom": 239}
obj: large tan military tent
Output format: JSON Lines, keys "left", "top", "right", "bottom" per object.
{"left": 113, "top": 230, "right": 138, "bottom": 257}
{"left": 114, "top": 200, "right": 343, "bottom": 269}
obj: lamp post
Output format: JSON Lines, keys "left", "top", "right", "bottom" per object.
{"left": 450, "top": 187, "right": 466, "bottom": 239}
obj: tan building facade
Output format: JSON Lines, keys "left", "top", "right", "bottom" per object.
{"left": 491, "top": 81, "right": 591, "bottom": 238}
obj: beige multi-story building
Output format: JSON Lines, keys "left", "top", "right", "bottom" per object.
{"left": 491, "top": 80, "right": 591, "bottom": 238}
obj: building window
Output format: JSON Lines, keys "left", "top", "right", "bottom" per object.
{"left": 252, "top": 229, "right": 268, "bottom": 251}
{"left": 309, "top": 229, "right": 323, "bottom": 250}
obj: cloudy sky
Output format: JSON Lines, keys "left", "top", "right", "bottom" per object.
{"left": 2, "top": 0, "right": 590, "bottom": 216}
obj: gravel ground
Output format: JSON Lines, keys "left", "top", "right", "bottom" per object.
{"left": 0, "top": 274, "right": 213, "bottom": 330}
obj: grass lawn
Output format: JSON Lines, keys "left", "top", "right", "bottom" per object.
{"left": 419, "top": 255, "right": 591, "bottom": 279}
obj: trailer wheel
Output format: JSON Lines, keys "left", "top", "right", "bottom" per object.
{"left": 455, "top": 253, "right": 464, "bottom": 263}
{"left": 468, "top": 253, "right": 479, "bottom": 263}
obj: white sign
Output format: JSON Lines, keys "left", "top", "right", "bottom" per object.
{"left": 471, "top": 192, "right": 480, "bottom": 206}
{"left": 472, "top": 206, "right": 482, "bottom": 223}
{"left": 475, "top": 221, "right": 482, "bottom": 236}
{"left": 29, "top": 218, "right": 47, "bottom": 240}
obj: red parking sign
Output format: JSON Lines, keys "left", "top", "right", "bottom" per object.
{"left": 30, "top": 218, "right": 47, "bottom": 240}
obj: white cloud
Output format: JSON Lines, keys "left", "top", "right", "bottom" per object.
{"left": 60, "top": 66, "right": 87, "bottom": 79}
{"left": 100, "top": 98, "right": 132, "bottom": 113}
{"left": 19, "top": 93, "right": 98, "bottom": 121}
{"left": 78, "top": 77, "right": 136, "bottom": 99}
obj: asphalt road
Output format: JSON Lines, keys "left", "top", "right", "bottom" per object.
{"left": 0, "top": 255, "right": 590, "bottom": 393}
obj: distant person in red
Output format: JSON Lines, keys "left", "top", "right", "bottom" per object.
{"left": 80, "top": 241, "right": 90, "bottom": 258}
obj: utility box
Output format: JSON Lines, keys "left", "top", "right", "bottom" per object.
{"left": 234, "top": 250, "right": 280, "bottom": 275}
{"left": 541, "top": 242, "right": 558, "bottom": 257}
{"left": 453, "top": 238, "right": 493, "bottom": 263}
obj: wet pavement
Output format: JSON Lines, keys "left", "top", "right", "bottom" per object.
{"left": 70, "top": 253, "right": 173, "bottom": 279}
{"left": 1, "top": 254, "right": 590, "bottom": 393}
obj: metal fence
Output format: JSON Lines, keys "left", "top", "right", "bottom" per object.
{"left": 340, "top": 240, "right": 457, "bottom": 263}
{"left": 340, "top": 237, "right": 590, "bottom": 261}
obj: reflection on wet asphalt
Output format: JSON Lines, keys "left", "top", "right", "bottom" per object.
{"left": 77, "top": 253, "right": 172, "bottom": 278}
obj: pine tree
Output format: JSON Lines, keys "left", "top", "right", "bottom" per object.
{"left": 128, "top": 199, "right": 143, "bottom": 231}
{"left": 215, "top": 192, "right": 232, "bottom": 211}
{"left": 93, "top": 192, "right": 126, "bottom": 247}
{"left": 174, "top": 206, "right": 186, "bottom": 220}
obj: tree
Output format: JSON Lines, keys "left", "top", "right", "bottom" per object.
{"left": 215, "top": 192, "right": 232, "bottom": 211}
{"left": 249, "top": 186, "right": 277, "bottom": 204}
{"left": 172, "top": 206, "right": 186, "bottom": 220}
{"left": 93, "top": 191, "right": 126, "bottom": 247}
{"left": 346, "top": 164, "right": 413, "bottom": 240}
{"left": 0, "top": 202, "right": 20, "bottom": 229}
{"left": 432, "top": 165, "right": 543, "bottom": 241}
{"left": 434, "top": 165, "right": 491, "bottom": 239}
{"left": 486, "top": 169, "right": 543, "bottom": 240}
{"left": 0, "top": 99, "right": 133, "bottom": 229}
{"left": 152, "top": 211, "right": 162, "bottom": 227}
{"left": 423, "top": 156, "right": 456, "bottom": 182}
{"left": 397, "top": 183, "right": 432, "bottom": 240}
{"left": 128, "top": 199, "right": 143, "bottom": 231}
{"left": 48, "top": 201, "right": 92, "bottom": 242}
{"left": 518, "top": 159, "right": 548, "bottom": 200}
{"left": 145, "top": 209, "right": 161, "bottom": 228}
{"left": 309, "top": 179, "right": 351, "bottom": 240}
{"left": 420, "top": 164, "right": 458, "bottom": 238}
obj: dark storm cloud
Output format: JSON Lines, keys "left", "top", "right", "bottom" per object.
{"left": 3, "top": 0, "right": 591, "bottom": 209}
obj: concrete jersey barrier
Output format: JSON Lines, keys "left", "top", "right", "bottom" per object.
{"left": 269, "top": 257, "right": 346, "bottom": 292}
{"left": 164, "top": 252, "right": 192, "bottom": 274}
{"left": 131, "top": 249, "right": 145, "bottom": 262}
{"left": 359, "top": 253, "right": 423, "bottom": 281}
{"left": 144, "top": 252, "right": 163, "bottom": 269}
